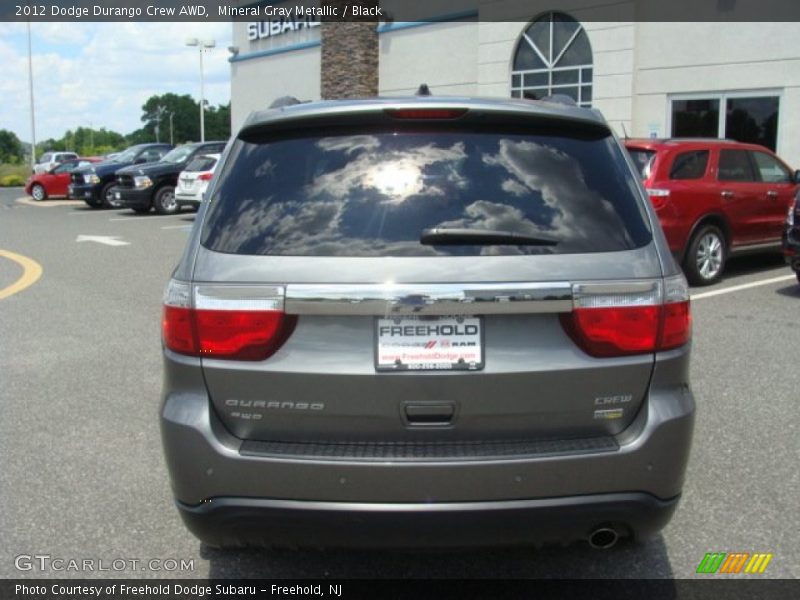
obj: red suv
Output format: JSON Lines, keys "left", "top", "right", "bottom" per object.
{"left": 625, "top": 139, "right": 798, "bottom": 285}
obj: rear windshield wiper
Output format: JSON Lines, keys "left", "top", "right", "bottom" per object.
{"left": 420, "top": 228, "right": 559, "bottom": 247}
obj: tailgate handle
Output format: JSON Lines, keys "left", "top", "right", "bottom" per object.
{"left": 404, "top": 403, "right": 455, "bottom": 426}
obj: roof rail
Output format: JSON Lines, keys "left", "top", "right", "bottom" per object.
{"left": 665, "top": 137, "right": 737, "bottom": 143}
{"left": 269, "top": 96, "right": 302, "bottom": 109}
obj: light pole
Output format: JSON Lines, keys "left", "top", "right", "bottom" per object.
{"left": 26, "top": 21, "right": 37, "bottom": 171}
{"left": 169, "top": 112, "right": 174, "bottom": 145}
{"left": 185, "top": 38, "right": 215, "bottom": 142}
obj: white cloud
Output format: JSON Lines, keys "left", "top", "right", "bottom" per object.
{"left": 0, "top": 22, "right": 231, "bottom": 144}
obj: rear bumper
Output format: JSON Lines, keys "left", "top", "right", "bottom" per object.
{"left": 161, "top": 349, "right": 695, "bottom": 547}
{"left": 177, "top": 492, "right": 679, "bottom": 549}
{"left": 175, "top": 192, "right": 202, "bottom": 206}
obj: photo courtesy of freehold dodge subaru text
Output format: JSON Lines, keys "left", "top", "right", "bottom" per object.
{"left": 159, "top": 94, "right": 695, "bottom": 550}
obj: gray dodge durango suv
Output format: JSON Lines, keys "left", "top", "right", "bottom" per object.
{"left": 160, "top": 96, "right": 695, "bottom": 549}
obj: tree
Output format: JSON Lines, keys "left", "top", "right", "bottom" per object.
{"left": 139, "top": 93, "right": 201, "bottom": 144}
{"left": 36, "top": 127, "right": 126, "bottom": 157}
{"left": 205, "top": 102, "right": 231, "bottom": 140}
{"left": 0, "top": 129, "right": 24, "bottom": 163}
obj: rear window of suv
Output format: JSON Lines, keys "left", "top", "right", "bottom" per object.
{"left": 185, "top": 155, "right": 217, "bottom": 173}
{"left": 201, "top": 127, "right": 651, "bottom": 256}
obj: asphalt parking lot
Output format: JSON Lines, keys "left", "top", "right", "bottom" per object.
{"left": 0, "top": 186, "right": 797, "bottom": 579}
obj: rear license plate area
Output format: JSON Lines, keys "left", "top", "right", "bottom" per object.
{"left": 375, "top": 315, "right": 483, "bottom": 371}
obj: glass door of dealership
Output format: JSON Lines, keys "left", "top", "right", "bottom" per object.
{"left": 668, "top": 91, "right": 781, "bottom": 151}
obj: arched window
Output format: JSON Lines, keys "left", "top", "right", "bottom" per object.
{"left": 511, "top": 12, "right": 593, "bottom": 106}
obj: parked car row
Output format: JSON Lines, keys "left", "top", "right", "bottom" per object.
{"left": 23, "top": 141, "right": 225, "bottom": 214}
{"left": 25, "top": 156, "right": 102, "bottom": 200}
{"left": 33, "top": 151, "right": 79, "bottom": 174}
{"left": 112, "top": 142, "right": 225, "bottom": 214}
{"left": 624, "top": 138, "right": 799, "bottom": 285}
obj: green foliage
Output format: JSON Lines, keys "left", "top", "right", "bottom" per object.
{"left": 0, "top": 129, "right": 24, "bottom": 163}
{"left": 133, "top": 94, "right": 231, "bottom": 144}
{"left": 0, "top": 174, "right": 26, "bottom": 187}
{"left": 37, "top": 126, "right": 127, "bottom": 158}
{"left": 0, "top": 163, "right": 29, "bottom": 181}
{"left": 11, "top": 92, "right": 231, "bottom": 162}
{"left": 139, "top": 93, "right": 201, "bottom": 143}
{"left": 205, "top": 102, "right": 231, "bottom": 140}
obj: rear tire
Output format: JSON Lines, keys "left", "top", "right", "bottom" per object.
{"left": 100, "top": 182, "right": 120, "bottom": 209}
{"left": 796, "top": 271, "right": 800, "bottom": 285}
{"left": 31, "top": 184, "right": 46, "bottom": 201}
{"left": 683, "top": 225, "right": 726, "bottom": 286}
{"left": 153, "top": 186, "right": 179, "bottom": 215}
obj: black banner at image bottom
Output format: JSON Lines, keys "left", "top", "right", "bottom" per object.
{"left": 2, "top": 579, "right": 799, "bottom": 600}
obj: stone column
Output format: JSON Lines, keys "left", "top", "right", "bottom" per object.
{"left": 320, "top": 1, "right": 379, "bottom": 99}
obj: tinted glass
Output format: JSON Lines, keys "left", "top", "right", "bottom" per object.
{"left": 726, "top": 97, "right": 779, "bottom": 151}
{"left": 718, "top": 149, "right": 756, "bottom": 182}
{"left": 671, "top": 99, "right": 719, "bottom": 138}
{"left": 141, "top": 148, "right": 167, "bottom": 162}
{"left": 751, "top": 151, "right": 790, "bottom": 183}
{"left": 162, "top": 146, "right": 195, "bottom": 164}
{"left": 114, "top": 148, "right": 139, "bottom": 163}
{"left": 202, "top": 129, "right": 651, "bottom": 257}
{"left": 669, "top": 150, "right": 709, "bottom": 180}
{"left": 40, "top": 153, "right": 52, "bottom": 163}
{"left": 52, "top": 161, "right": 78, "bottom": 174}
{"left": 185, "top": 156, "right": 217, "bottom": 172}
{"left": 627, "top": 148, "right": 656, "bottom": 179}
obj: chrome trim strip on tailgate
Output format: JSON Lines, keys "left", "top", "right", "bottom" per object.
{"left": 285, "top": 282, "right": 572, "bottom": 315}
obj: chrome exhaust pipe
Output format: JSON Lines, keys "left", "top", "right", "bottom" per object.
{"left": 589, "top": 527, "right": 619, "bottom": 549}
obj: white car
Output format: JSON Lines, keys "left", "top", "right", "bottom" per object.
{"left": 34, "top": 151, "right": 79, "bottom": 174}
{"left": 174, "top": 153, "right": 220, "bottom": 209}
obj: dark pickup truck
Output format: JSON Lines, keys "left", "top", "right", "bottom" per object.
{"left": 114, "top": 141, "right": 226, "bottom": 214}
{"left": 69, "top": 144, "right": 173, "bottom": 208}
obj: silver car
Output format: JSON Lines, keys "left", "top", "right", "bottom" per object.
{"left": 160, "top": 96, "right": 695, "bottom": 550}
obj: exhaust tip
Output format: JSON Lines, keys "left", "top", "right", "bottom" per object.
{"left": 589, "top": 527, "right": 619, "bottom": 549}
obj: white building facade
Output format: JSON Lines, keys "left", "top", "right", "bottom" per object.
{"left": 229, "top": 13, "right": 800, "bottom": 166}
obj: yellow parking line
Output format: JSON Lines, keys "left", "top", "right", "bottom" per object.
{"left": 0, "top": 249, "right": 43, "bottom": 300}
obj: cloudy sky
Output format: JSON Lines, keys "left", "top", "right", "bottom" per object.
{"left": 0, "top": 22, "right": 231, "bottom": 144}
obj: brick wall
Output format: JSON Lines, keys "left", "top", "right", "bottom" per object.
{"left": 321, "top": 2, "right": 379, "bottom": 99}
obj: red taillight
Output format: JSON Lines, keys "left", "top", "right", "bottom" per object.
{"left": 162, "top": 281, "right": 295, "bottom": 361}
{"left": 198, "top": 172, "right": 213, "bottom": 181}
{"left": 659, "top": 300, "right": 691, "bottom": 350}
{"left": 194, "top": 309, "right": 295, "bottom": 360}
{"left": 162, "top": 305, "right": 197, "bottom": 355}
{"left": 384, "top": 108, "right": 468, "bottom": 120}
{"left": 561, "top": 276, "right": 691, "bottom": 357}
{"left": 563, "top": 306, "right": 660, "bottom": 357}
{"left": 646, "top": 188, "right": 670, "bottom": 210}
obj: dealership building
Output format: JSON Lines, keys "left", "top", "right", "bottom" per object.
{"left": 228, "top": 7, "right": 800, "bottom": 166}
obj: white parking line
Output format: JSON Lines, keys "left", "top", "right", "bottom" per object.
{"left": 161, "top": 225, "right": 193, "bottom": 230}
{"left": 108, "top": 215, "right": 185, "bottom": 222}
{"left": 691, "top": 274, "right": 796, "bottom": 300}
